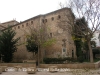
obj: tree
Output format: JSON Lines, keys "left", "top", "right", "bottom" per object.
{"left": 60, "top": 0, "right": 100, "bottom": 62}
{"left": 74, "top": 38, "right": 83, "bottom": 57}
{"left": 26, "top": 34, "right": 38, "bottom": 55}
{"left": 25, "top": 26, "right": 56, "bottom": 65}
{"left": 0, "top": 27, "right": 20, "bottom": 62}
{"left": 73, "top": 17, "right": 88, "bottom": 57}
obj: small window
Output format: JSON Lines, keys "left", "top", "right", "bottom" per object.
{"left": 18, "top": 26, "right": 20, "bottom": 29}
{"left": 26, "top": 23, "right": 28, "bottom": 26}
{"left": 45, "top": 19, "right": 47, "bottom": 22}
{"left": 58, "top": 15, "right": 61, "bottom": 19}
{"left": 22, "top": 25, "right": 24, "bottom": 28}
{"left": 72, "top": 50, "right": 74, "bottom": 57}
{"left": 42, "top": 19, "right": 44, "bottom": 23}
{"left": 51, "top": 17, "right": 54, "bottom": 21}
{"left": 31, "top": 21, "right": 33, "bottom": 24}
{"left": 50, "top": 33, "right": 52, "bottom": 37}
{"left": 63, "top": 48, "right": 66, "bottom": 52}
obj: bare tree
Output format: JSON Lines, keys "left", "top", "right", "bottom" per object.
{"left": 60, "top": 0, "right": 100, "bottom": 62}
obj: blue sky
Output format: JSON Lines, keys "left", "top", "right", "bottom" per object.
{"left": 0, "top": 0, "right": 67, "bottom": 23}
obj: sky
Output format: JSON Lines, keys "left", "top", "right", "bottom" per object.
{"left": 0, "top": 0, "right": 67, "bottom": 23}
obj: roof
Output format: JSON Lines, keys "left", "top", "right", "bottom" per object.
{"left": 1, "top": 7, "right": 71, "bottom": 31}
{"left": 1, "top": 20, "right": 19, "bottom": 25}
{"left": 44, "top": 7, "right": 70, "bottom": 16}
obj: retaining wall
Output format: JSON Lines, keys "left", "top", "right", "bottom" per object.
{"left": 39, "top": 62, "right": 100, "bottom": 69}
{"left": 0, "top": 63, "right": 36, "bottom": 67}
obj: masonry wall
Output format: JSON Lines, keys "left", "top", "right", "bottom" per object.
{"left": 1, "top": 20, "right": 19, "bottom": 27}
{"left": 11, "top": 8, "right": 76, "bottom": 62}
{"left": 12, "top": 16, "right": 41, "bottom": 62}
{"left": 40, "top": 8, "right": 76, "bottom": 58}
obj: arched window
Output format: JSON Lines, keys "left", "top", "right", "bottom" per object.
{"left": 22, "top": 25, "right": 24, "bottom": 28}
{"left": 18, "top": 26, "right": 20, "bottom": 29}
{"left": 31, "top": 21, "right": 33, "bottom": 24}
{"left": 57, "top": 15, "right": 61, "bottom": 19}
{"left": 45, "top": 19, "right": 47, "bottom": 22}
{"left": 42, "top": 19, "right": 44, "bottom": 23}
{"left": 72, "top": 50, "right": 74, "bottom": 57}
{"left": 50, "top": 33, "right": 52, "bottom": 37}
{"left": 51, "top": 17, "right": 54, "bottom": 21}
{"left": 26, "top": 23, "right": 28, "bottom": 26}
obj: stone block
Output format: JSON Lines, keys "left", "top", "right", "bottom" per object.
{"left": 0, "top": 68, "right": 2, "bottom": 73}
{"left": 27, "top": 67, "right": 36, "bottom": 74}
{"left": 0, "top": 66, "right": 7, "bottom": 72}
{"left": 49, "top": 66, "right": 58, "bottom": 73}
{"left": 14, "top": 66, "right": 22, "bottom": 71}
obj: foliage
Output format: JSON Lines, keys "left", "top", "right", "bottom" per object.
{"left": 63, "top": 0, "right": 100, "bottom": 62}
{"left": 78, "top": 56, "right": 84, "bottom": 63}
{"left": 42, "top": 38, "right": 56, "bottom": 47}
{"left": 0, "top": 27, "right": 20, "bottom": 62}
{"left": 25, "top": 27, "right": 56, "bottom": 54}
{"left": 92, "top": 48, "right": 100, "bottom": 58}
{"left": 26, "top": 35, "right": 38, "bottom": 54}
{"left": 91, "top": 41, "right": 96, "bottom": 48}
{"left": 74, "top": 17, "right": 89, "bottom": 36}
{"left": 74, "top": 38, "right": 83, "bottom": 57}
{"left": 25, "top": 27, "right": 56, "bottom": 65}
{"left": 72, "top": 17, "right": 88, "bottom": 58}
{"left": 43, "top": 57, "right": 76, "bottom": 64}
{"left": 73, "top": 19, "right": 97, "bottom": 60}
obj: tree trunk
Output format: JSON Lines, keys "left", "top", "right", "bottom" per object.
{"left": 88, "top": 40, "right": 94, "bottom": 62}
{"left": 37, "top": 45, "right": 40, "bottom": 67}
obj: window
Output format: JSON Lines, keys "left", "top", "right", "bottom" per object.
{"left": 57, "top": 15, "right": 61, "bottom": 19}
{"left": 31, "top": 21, "right": 33, "bottom": 24}
{"left": 51, "top": 17, "right": 54, "bottom": 21}
{"left": 22, "top": 25, "right": 24, "bottom": 28}
{"left": 26, "top": 23, "right": 28, "bottom": 26}
{"left": 45, "top": 19, "right": 47, "bottom": 22}
{"left": 42, "top": 19, "right": 44, "bottom": 23}
{"left": 63, "top": 48, "right": 66, "bottom": 52}
{"left": 18, "top": 26, "right": 20, "bottom": 29}
{"left": 50, "top": 33, "right": 52, "bottom": 37}
{"left": 72, "top": 50, "right": 74, "bottom": 57}
{"left": 42, "top": 19, "right": 47, "bottom": 23}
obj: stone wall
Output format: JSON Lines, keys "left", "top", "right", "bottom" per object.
{"left": 0, "top": 63, "right": 36, "bottom": 67}
{"left": 39, "top": 63, "right": 100, "bottom": 69}
{"left": 10, "top": 8, "right": 76, "bottom": 62}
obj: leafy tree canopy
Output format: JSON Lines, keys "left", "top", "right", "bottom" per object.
{"left": 26, "top": 35, "right": 38, "bottom": 54}
{"left": 0, "top": 27, "right": 20, "bottom": 62}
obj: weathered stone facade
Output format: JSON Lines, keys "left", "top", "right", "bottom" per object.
{"left": 0, "top": 20, "right": 19, "bottom": 30}
{"left": 1, "top": 8, "right": 76, "bottom": 62}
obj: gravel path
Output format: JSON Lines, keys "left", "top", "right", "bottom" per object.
{"left": 0, "top": 68, "right": 100, "bottom": 75}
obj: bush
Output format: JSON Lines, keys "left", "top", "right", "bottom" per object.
{"left": 78, "top": 56, "right": 84, "bottom": 63}
{"left": 43, "top": 57, "right": 76, "bottom": 64}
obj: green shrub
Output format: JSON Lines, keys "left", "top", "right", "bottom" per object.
{"left": 78, "top": 56, "right": 84, "bottom": 63}
{"left": 43, "top": 57, "right": 76, "bottom": 64}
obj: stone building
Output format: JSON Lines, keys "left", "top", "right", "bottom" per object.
{"left": 0, "top": 20, "right": 19, "bottom": 31}
{"left": 0, "top": 8, "right": 76, "bottom": 62}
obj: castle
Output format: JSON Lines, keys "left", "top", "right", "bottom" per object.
{"left": 0, "top": 8, "right": 76, "bottom": 62}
